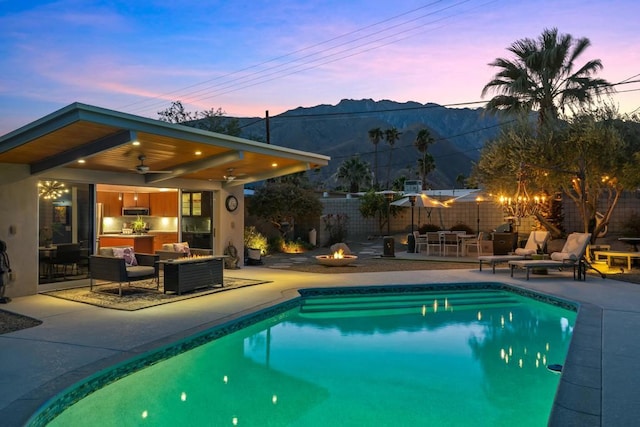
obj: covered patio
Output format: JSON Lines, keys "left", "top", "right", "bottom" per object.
{"left": 0, "top": 102, "right": 329, "bottom": 298}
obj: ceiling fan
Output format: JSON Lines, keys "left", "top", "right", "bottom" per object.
{"left": 130, "top": 155, "right": 173, "bottom": 174}
{"left": 224, "top": 168, "right": 248, "bottom": 182}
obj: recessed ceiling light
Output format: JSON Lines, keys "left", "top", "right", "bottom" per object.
{"left": 272, "top": 163, "right": 278, "bottom": 167}
{"left": 195, "top": 151, "right": 202, "bottom": 155}
{"left": 132, "top": 141, "right": 141, "bottom": 146}
{"left": 77, "top": 159, "right": 85, "bottom": 164}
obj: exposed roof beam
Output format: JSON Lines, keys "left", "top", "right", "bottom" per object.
{"left": 30, "top": 130, "right": 134, "bottom": 175}
{"left": 223, "top": 163, "right": 311, "bottom": 188}
{"left": 144, "top": 150, "right": 244, "bottom": 184}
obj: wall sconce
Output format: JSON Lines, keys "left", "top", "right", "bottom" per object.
{"left": 134, "top": 192, "right": 138, "bottom": 201}
{"left": 118, "top": 192, "right": 122, "bottom": 201}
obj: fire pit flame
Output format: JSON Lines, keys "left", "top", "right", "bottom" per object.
{"left": 316, "top": 249, "right": 357, "bottom": 266}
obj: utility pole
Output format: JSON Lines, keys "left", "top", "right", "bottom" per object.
{"left": 265, "top": 110, "right": 270, "bottom": 144}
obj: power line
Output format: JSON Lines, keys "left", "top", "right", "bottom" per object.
{"left": 123, "top": 0, "right": 496, "bottom": 115}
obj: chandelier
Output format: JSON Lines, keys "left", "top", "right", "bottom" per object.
{"left": 498, "top": 169, "right": 546, "bottom": 219}
{"left": 38, "top": 180, "right": 68, "bottom": 200}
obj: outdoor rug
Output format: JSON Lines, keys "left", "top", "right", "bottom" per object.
{"left": 43, "top": 277, "right": 272, "bottom": 311}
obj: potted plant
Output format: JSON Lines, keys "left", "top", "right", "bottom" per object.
{"left": 131, "top": 216, "right": 146, "bottom": 234}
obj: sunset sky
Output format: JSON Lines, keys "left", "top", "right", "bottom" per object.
{"left": 1, "top": 0, "right": 638, "bottom": 134}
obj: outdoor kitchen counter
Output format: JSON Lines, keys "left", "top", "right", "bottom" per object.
{"left": 98, "top": 234, "right": 155, "bottom": 254}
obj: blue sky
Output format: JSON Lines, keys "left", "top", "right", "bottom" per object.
{"left": 1, "top": 0, "right": 638, "bottom": 134}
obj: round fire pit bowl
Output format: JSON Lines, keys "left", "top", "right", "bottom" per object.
{"left": 315, "top": 254, "right": 358, "bottom": 267}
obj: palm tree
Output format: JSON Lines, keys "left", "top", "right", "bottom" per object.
{"left": 384, "top": 127, "right": 401, "bottom": 188}
{"left": 334, "top": 156, "right": 372, "bottom": 193}
{"left": 368, "top": 128, "right": 384, "bottom": 186}
{"left": 481, "top": 27, "right": 611, "bottom": 125}
{"left": 416, "top": 154, "right": 435, "bottom": 188}
{"left": 414, "top": 128, "right": 435, "bottom": 190}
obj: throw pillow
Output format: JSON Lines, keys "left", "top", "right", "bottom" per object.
{"left": 113, "top": 247, "right": 138, "bottom": 266}
{"left": 173, "top": 242, "right": 191, "bottom": 256}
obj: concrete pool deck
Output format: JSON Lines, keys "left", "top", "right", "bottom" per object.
{"left": 1, "top": 262, "right": 639, "bottom": 426}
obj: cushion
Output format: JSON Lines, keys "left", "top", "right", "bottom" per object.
{"left": 173, "top": 242, "right": 191, "bottom": 256}
{"left": 514, "top": 248, "right": 536, "bottom": 256}
{"left": 99, "top": 247, "right": 115, "bottom": 256}
{"left": 550, "top": 252, "right": 577, "bottom": 262}
{"left": 161, "top": 244, "right": 174, "bottom": 251}
{"left": 112, "top": 246, "right": 138, "bottom": 266}
{"left": 126, "top": 265, "right": 155, "bottom": 278}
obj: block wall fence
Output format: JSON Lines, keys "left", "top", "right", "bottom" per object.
{"left": 300, "top": 192, "right": 640, "bottom": 247}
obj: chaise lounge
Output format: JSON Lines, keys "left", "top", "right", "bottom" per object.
{"left": 90, "top": 246, "right": 159, "bottom": 296}
{"left": 478, "top": 230, "right": 550, "bottom": 273}
{"left": 508, "top": 232, "right": 592, "bottom": 280}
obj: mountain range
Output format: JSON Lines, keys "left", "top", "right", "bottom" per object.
{"left": 236, "top": 98, "right": 506, "bottom": 189}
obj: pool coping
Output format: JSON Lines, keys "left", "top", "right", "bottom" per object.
{"left": 25, "top": 282, "right": 589, "bottom": 426}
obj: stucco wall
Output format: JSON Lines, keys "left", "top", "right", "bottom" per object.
{"left": 0, "top": 166, "right": 39, "bottom": 298}
{"left": 216, "top": 187, "right": 245, "bottom": 260}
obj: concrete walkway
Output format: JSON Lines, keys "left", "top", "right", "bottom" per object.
{"left": 1, "top": 258, "right": 639, "bottom": 426}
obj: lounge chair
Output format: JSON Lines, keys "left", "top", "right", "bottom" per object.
{"left": 508, "top": 232, "right": 592, "bottom": 280}
{"left": 478, "top": 231, "right": 550, "bottom": 273}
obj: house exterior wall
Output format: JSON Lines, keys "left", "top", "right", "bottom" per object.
{"left": 216, "top": 187, "right": 245, "bottom": 259}
{"left": 0, "top": 165, "right": 40, "bottom": 298}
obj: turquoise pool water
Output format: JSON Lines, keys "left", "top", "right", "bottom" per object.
{"left": 41, "top": 286, "right": 576, "bottom": 426}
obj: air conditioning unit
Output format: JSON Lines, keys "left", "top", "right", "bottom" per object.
{"left": 403, "top": 180, "right": 422, "bottom": 194}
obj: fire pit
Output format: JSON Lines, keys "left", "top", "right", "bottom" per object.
{"left": 315, "top": 249, "right": 358, "bottom": 266}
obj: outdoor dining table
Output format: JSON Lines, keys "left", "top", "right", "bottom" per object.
{"left": 456, "top": 234, "right": 477, "bottom": 256}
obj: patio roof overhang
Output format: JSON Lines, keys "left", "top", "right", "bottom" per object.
{"left": 0, "top": 102, "right": 330, "bottom": 188}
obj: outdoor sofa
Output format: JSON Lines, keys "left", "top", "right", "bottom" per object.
{"left": 155, "top": 242, "right": 213, "bottom": 260}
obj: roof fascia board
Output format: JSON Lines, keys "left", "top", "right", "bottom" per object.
{"left": 30, "top": 130, "right": 134, "bottom": 175}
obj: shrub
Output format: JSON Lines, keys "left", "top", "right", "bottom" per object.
{"left": 323, "top": 213, "right": 349, "bottom": 246}
{"left": 244, "top": 226, "right": 268, "bottom": 255}
{"left": 418, "top": 223, "right": 441, "bottom": 233}
{"left": 268, "top": 235, "right": 313, "bottom": 254}
{"left": 451, "top": 222, "right": 473, "bottom": 234}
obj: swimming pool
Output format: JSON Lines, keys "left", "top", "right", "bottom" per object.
{"left": 34, "top": 284, "right": 576, "bottom": 426}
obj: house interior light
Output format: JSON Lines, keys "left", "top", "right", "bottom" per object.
{"left": 38, "top": 180, "right": 68, "bottom": 200}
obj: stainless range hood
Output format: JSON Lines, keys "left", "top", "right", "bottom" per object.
{"left": 122, "top": 207, "right": 150, "bottom": 216}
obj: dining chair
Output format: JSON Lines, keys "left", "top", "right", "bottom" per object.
{"left": 441, "top": 232, "right": 460, "bottom": 257}
{"left": 413, "top": 231, "right": 427, "bottom": 253}
{"left": 463, "top": 232, "right": 484, "bottom": 257}
{"left": 425, "top": 232, "right": 442, "bottom": 256}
